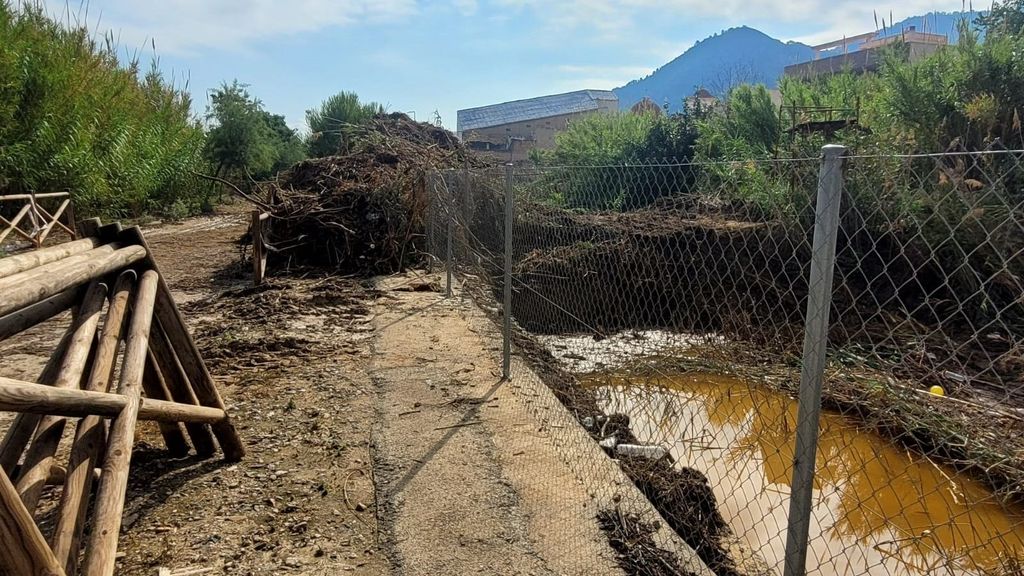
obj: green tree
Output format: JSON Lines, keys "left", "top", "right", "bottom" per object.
{"left": 264, "top": 113, "right": 307, "bottom": 173}
{"left": 978, "top": 0, "right": 1024, "bottom": 37}
{"left": 205, "top": 81, "right": 306, "bottom": 185}
{"left": 205, "top": 81, "right": 275, "bottom": 181}
{"left": 305, "top": 91, "right": 384, "bottom": 157}
{"left": 722, "top": 84, "right": 781, "bottom": 154}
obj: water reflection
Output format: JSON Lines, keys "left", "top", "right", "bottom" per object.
{"left": 588, "top": 372, "right": 1024, "bottom": 576}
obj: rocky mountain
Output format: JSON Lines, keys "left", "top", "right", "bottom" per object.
{"left": 613, "top": 11, "right": 984, "bottom": 112}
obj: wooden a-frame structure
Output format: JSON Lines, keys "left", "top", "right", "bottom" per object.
{"left": 0, "top": 218, "right": 244, "bottom": 576}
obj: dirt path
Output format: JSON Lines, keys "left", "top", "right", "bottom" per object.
{"left": 1, "top": 209, "right": 629, "bottom": 575}
{"left": 370, "top": 273, "right": 621, "bottom": 576}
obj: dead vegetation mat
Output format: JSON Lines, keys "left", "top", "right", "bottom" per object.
{"left": 597, "top": 507, "right": 700, "bottom": 576}
{"left": 183, "top": 276, "right": 374, "bottom": 373}
{"left": 263, "top": 113, "right": 483, "bottom": 274}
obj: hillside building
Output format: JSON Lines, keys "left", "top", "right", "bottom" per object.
{"left": 457, "top": 90, "right": 618, "bottom": 162}
{"left": 785, "top": 26, "right": 948, "bottom": 79}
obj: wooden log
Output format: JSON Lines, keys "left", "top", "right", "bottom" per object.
{"left": 0, "top": 203, "right": 32, "bottom": 245}
{"left": 0, "top": 243, "right": 122, "bottom": 295}
{"left": 0, "top": 466, "right": 66, "bottom": 576}
{"left": 119, "top": 226, "right": 244, "bottom": 461}
{"left": 15, "top": 282, "right": 107, "bottom": 513}
{"left": 0, "top": 192, "right": 70, "bottom": 201}
{"left": 63, "top": 202, "right": 76, "bottom": 240}
{"left": 76, "top": 218, "right": 100, "bottom": 239}
{"left": 82, "top": 269, "right": 157, "bottom": 576}
{"left": 251, "top": 211, "right": 266, "bottom": 286}
{"left": 0, "top": 244, "right": 145, "bottom": 317}
{"left": 50, "top": 271, "right": 134, "bottom": 574}
{"left": 141, "top": 353, "right": 191, "bottom": 456}
{"left": 0, "top": 326, "right": 74, "bottom": 474}
{"left": 149, "top": 320, "right": 216, "bottom": 457}
{"left": 0, "top": 286, "right": 83, "bottom": 341}
{"left": 0, "top": 237, "right": 100, "bottom": 279}
{"left": 0, "top": 377, "right": 228, "bottom": 424}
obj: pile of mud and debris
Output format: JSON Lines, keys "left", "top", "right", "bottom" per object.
{"left": 262, "top": 113, "right": 483, "bottom": 273}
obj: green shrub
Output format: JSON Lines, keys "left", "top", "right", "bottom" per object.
{"left": 0, "top": 2, "right": 209, "bottom": 219}
{"left": 305, "top": 91, "right": 384, "bottom": 157}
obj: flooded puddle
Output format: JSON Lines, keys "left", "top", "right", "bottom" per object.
{"left": 585, "top": 371, "right": 1024, "bottom": 576}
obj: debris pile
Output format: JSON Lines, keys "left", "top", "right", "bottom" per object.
{"left": 265, "top": 113, "right": 477, "bottom": 273}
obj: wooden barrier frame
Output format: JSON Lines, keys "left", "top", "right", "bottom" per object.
{"left": 251, "top": 210, "right": 269, "bottom": 286}
{"left": 0, "top": 221, "right": 244, "bottom": 576}
{"left": 0, "top": 192, "right": 77, "bottom": 249}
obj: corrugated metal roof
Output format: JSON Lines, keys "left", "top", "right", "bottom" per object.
{"left": 457, "top": 90, "right": 618, "bottom": 133}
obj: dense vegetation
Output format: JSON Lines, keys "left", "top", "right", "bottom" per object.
{"left": 305, "top": 91, "right": 384, "bottom": 158}
{"left": 531, "top": 2, "right": 1024, "bottom": 348}
{"left": 0, "top": 2, "right": 207, "bottom": 218}
{"left": 204, "top": 82, "right": 306, "bottom": 188}
{"left": 536, "top": 2, "right": 1024, "bottom": 214}
{"left": 0, "top": 3, "right": 387, "bottom": 220}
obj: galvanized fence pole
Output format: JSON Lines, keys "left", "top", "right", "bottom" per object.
{"left": 445, "top": 172, "right": 454, "bottom": 298}
{"left": 782, "top": 144, "right": 847, "bottom": 576}
{"left": 502, "top": 163, "right": 514, "bottom": 379}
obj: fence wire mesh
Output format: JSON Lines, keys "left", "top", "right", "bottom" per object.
{"left": 425, "top": 147, "right": 1024, "bottom": 576}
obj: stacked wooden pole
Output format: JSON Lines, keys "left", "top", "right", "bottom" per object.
{"left": 0, "top": 220, "right": 244, "bottom": 576}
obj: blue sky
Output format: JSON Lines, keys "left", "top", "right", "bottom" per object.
{"left": 41, "top": 0, "right": 975, "bottom": 131}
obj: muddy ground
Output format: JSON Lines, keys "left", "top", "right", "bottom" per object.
{"left": 0, "top": 206, "right": 643, "bottom": 575}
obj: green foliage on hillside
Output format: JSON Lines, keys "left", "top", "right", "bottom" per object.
{"left": 0, "top": 2, "right": 208, "bottom": 218}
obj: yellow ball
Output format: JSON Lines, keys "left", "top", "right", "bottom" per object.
{"left": 929, "top": 385, "right": 945, "bottom": 397}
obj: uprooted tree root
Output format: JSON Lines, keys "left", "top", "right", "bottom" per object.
{"left": 598, "top": 507, "right": 699, "bottom": 576}
{"left": 261, "top": 113, "right": 485, "bottom": 274}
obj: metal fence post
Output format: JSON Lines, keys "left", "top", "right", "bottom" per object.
{"left": 445, "top": 173, "right": 454, "bottom": 298}
{"left": 782, "top": 144, "right": 846, "bottom": 576}
{"left": 502, "top": 163, "right": 514, "bottom": 379}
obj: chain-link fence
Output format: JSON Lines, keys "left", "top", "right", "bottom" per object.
{"left": 425, "top": 146, "right": 1024, "bottom": 576}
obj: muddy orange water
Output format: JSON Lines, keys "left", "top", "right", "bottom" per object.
{"left": 588, "top": 372, "right": 1024, "bottom": 576}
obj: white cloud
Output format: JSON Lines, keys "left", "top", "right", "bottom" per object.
{"left": 452, "top": 0, "right": 479, "bottom": 16}
{"left": 34, "top": 0, "right": 973, "bottom": 62}
{"left": 41, "top": 0, "right": 418, "bottom": 55}
{"left": 555, "top": 64, "right": 654, "bottom": 88}
{"left": 489, "top": 0, "right": 971, "bottom": 41}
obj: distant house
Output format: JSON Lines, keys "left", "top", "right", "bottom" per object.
{"left": 785, "top": 26, "right": 948, "bottom": 79}
{"left": 685, "top": 88, "right": 718, "bottom": 112}
{"left": 630, "top": 97, "right": 664, "bottom": 116}
{"left": 457, "top": 89, "right": 618, "bottom": 162}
